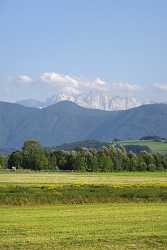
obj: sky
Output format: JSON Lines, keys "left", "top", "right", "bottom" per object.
{"left": 0, "top": 0, "right": 167, "bottom": 103}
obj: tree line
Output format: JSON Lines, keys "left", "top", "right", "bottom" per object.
{"left": 1, "top": 140, "right": 166, "bottom": 172}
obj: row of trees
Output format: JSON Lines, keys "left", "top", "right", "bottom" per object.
{"left": 5, "top": 140, "right": 167, "bottom": 171}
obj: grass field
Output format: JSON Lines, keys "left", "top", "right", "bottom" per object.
{"left": 0, "top": 171, "right": 167, "bottom": 185}
{"left": 0, "top": 203, "right": 167, "bottom": 250}
{"left": 0, "top": 172, "right": 167, "bottom": 249}
{"left": 119, "top": 140, "right": 167, "bottom": 154}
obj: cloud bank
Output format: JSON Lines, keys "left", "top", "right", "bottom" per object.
{"left": 110, "top": 82, "right": 140, "bottom": 92}
{"left": 38, "top": 72, "right": 141, "bottom": 96}
{"left": 14, "top": 72, "right": 167, "bottom": 103}
{"left": 154, "top": 83, "right": 167, "bottom": 91}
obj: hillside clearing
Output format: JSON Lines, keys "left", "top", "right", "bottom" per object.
{"left": 119, "top": 140, "right": 167, "bottom": 154}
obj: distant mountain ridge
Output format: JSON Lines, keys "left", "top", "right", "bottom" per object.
{"left": 46, "top": 90, "right": 141, "bottom": 111}
{"left": 17, "top": 90, "right": 141, "bottom": 111}
{"left": 17, "top": 99, "right": 44, "bottom": 109}
{"left": 0, "top": 101, "right": 167, "bottom": 149}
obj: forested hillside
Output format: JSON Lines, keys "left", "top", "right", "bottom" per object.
{"left": 0, "top": 101, "right": 167, "bottom": 148}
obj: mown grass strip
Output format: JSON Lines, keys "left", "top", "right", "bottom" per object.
{"left": 0, "top": 171, "right": 167, "bottom": 186}
{"left": 0, "top": 203, "right": 167, "bottom": 249}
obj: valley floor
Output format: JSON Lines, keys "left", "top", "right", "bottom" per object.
{"left": 0, "top": 171, "right": 167, "bottom": 185}
{"left": 0, "top": 172, "right": 167, "bottom": 249}
{"left": 0, "top": 203, "right": 167, "bottom": 250}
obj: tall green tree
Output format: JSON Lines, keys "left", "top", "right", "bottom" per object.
{"left": 8, "top": 151, "right": 23, "bottom": 169}
{"left": 22, "top": 140, "right": 48, "bottom": 170}
{"left": 0, "top": 154, "right": 6, "bottom": 169}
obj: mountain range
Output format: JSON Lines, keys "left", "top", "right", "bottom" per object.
{"left": 17, "top": 91, "right": 141, "bottom": 111}
{"left": 0, "top": 101, "right": 167, "bottom": 149}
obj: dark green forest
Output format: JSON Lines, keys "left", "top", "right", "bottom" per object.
{"left": 3, "top": 140, "right": 167, "bottom": 172}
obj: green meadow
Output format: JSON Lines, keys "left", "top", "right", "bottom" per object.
{"left": 119, "top": 139, "right": 167, "bottom": 154}
{"left": 0, "top": 172, "right": 167, "bottom": 249}
{"left": 0, "top": 203, "right": 167, "bottom": 250}
{"left": 0, "top": 171, "right": 167, "bottom": 185}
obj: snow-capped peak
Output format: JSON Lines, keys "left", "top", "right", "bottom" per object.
{"left": 45, "top": 90, "right": 141, "bottom": 111}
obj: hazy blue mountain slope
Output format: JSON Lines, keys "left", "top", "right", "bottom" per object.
{"left": 16, "top": 99, "right": 45, "bottom": 108}
{"left": 8, "top": 101, "right": 109, "bottom": 147}
{"left": 0, "top": 102, "right": 37, "bottom": 148}
{"left": 90, "top": 104, "right": 167, "bottom": 140}
{"left": 0, "top": 101, "right": 167, "bottom": 148}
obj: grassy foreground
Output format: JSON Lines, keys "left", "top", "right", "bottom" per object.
{"left": 0, "top": 203, "right": 167, "bottom": 250}
{"left": 1, "top": 172, "right": 167, "bottom": 249}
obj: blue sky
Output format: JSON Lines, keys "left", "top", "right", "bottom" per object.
{"left": 0, "top": 0, "right": 167, "bottom": 102}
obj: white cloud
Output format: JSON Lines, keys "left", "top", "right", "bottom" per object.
{"left": 110, "top": 82, "right": 140, "bottom": 92}
{"left": 94, "top": 78, "right": 106, "bottom": 86}
{"left": 39, "top": 72, "right": 143, "bottom": 98}
{"left": 154, "top": 83, "right": 167, "bottom": 91}
{"left": 40, "top": 72, "right": 107, "bottom": 94}
{"left": 40, "top": 72, "right": 79, "bottom": 87}
{"left": 16, "top": 75, "right": 32, "bottom": 82}
{"left": 16, "top": 72, "right": 141, "bottom": 99}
